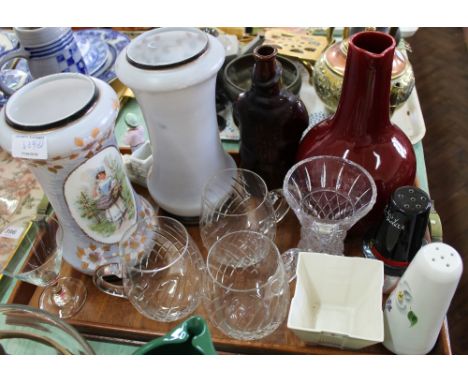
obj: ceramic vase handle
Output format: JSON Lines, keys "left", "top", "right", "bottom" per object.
{"left": 268, "top": 189, "right": 289, "bottom": 223}
{"left": 0, "top": 48, "right": 30, "bottom": 96}
{"left": 93, "top": 262, "right": 127, "bottom": 299}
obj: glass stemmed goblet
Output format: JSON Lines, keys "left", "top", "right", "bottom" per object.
{"left": 0, "top": 214, "right": 87, "bottom": 318}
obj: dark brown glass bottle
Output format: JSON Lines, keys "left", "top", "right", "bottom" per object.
{"left": 234, "top": 45, "right": 309, "bottom": 189}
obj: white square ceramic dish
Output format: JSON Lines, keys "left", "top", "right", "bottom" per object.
{"left": 287, "top": 252, "right": 384, "bottom": 350}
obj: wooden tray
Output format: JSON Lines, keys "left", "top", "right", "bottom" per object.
{"left": 7, "top": 183, "right": 452, "bottom": 354}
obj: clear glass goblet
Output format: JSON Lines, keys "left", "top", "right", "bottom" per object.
{"left": 203, "top": 230, "right": 290, "bottom": 341}
{"left": 283, "top": 156, "right": 377, "bottom": 255}
{"left": 200, "top": 168, "right": 297, "bottom": 280}
{"left": 0, "top": 214, "right": 87, "bottom": 318}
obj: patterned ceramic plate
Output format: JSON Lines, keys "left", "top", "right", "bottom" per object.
{"left": 75, "top": 33, "right": 110, "bottom": 76}
{"left": 0, "top": 69, "right": 32, "bottom": 107}
{"left": 74, "top": 29, "right": 130, "bottom": 83}
{"left": 0, "top": 30, "right": 18, "bottom": 57}
{"left": 0, "top": 31, "right": 23, "bottom": 106}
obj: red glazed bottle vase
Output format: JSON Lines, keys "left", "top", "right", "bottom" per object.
{"left": 297, "top": 31, "right": 416, "bottom": 224}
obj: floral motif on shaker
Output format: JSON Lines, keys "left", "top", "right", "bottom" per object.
{"left": 385, "top": 297, "right": 392, "bottom": 312}
{"left": 394, "top": 281, "right": 419, "bottom": 328}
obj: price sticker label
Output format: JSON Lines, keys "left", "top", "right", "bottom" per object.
{"left": 0, "top": 225, "right": 25, "bottom": 240}
{"left": 11, "top": 135, "right": 48, "bottom": 160}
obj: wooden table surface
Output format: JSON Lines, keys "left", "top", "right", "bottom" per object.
{"left": 6, "top": 182, "right": 452, "bottom": 355}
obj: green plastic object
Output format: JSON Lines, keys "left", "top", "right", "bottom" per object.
{"left": 133, "top": 316, "right": 217, "bottom": 355}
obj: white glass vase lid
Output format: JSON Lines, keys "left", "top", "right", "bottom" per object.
{"left": 115, "top": 28, "right": 225, "bottom": 93}
{"left": 5, "top": 73, "right": 97, "bottom": 132}
{"left": 126, "top": 28, "right": 209, "bottom": 69}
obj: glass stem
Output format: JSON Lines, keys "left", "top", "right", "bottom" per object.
{"left": 50, "top": 279, "right": 71, "bottom": 307}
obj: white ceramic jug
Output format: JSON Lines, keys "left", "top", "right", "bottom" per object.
{"left": 383, "top": 242, "right": 463, "bottom": 354}
{"left": 0, "top": 73, "right": 155, "bottom": 275}
{"left": 115, "top": 27, "right": 235, "bottom": 220}
{"left": 0, "top": 27, "right": 88, "bottom": 96}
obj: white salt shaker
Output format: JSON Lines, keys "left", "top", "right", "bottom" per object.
{"left": 383, "top": 242, "right": 462, "bottom": 354}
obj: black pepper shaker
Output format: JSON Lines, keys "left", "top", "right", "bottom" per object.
{"left": 363, "top": 186, "right": 432, "bottom": 292}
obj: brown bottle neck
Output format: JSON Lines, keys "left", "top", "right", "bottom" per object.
{"left": 252, "top": 46, "right": 282, "bottom": 95}
{"left": 332, "top": 32, "right": 395, "bottom": 137}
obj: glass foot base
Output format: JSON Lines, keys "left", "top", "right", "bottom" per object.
{"left": 39, "top": 277, "right": 87, "bottom": 319}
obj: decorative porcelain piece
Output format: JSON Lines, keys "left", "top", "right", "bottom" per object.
{"left": 0, "top": 73, "right": 155, "bottom": 275}
{"left": 116, "top": 27, "right": 235, "bottom": 220}
{"left": 0, "top": 29, "right": 129, "bottom": 106}
{"left": 0, "top": 28, "right": 88, "bottom": 96}
{"left": 122, "top": 141, "right": 152, "bottom": 187}
{"left": 383, "top": 243, "right": 463, "bottom": 354}
{"left": 1, "top": 28, "right": 130, "bottom": 87}
{"left": 298, "top": 32, "right": 416, "bottom": 225}
{"left": 313, "top": 36, "right": 415, "bottom": 112}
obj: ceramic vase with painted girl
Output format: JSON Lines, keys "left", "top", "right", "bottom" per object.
{"left": 0, "top": 72, "right": 156, "bottom": 275}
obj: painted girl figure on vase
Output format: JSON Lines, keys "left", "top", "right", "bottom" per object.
{"left": 93, "top": 166, "right": 127, "bottom": 227}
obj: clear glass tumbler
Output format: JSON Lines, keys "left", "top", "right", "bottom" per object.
{"left": 200, "top": 168, "right": 289, "bottom": 248}
{"left": 283, "top": 156, "right": 377, "bottom": 255}
{"left": 200, "top": 168, "right": 296, "bottom": 279}
{"left": 94, "top": 216, "right": 206, "bottom": 322}
{"left": 203, "top": 230, "right": 290, "bottom": 341}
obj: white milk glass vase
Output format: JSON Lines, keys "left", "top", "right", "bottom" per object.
{"left": 115, "top": 27, "right": 235, "bottom": 222}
